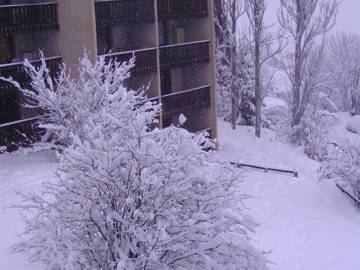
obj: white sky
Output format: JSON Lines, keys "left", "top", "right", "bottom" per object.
{"left": 265, "top": 0, "right": 360, "bottom": 34}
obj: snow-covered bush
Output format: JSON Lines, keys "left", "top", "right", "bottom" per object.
{"left": 286, "top": 106, "right": 337, "bottom": 161}
{"left": 320, "top": 140, "right": 360, "bottom": 201}
{"left": 1, "top": 52, "right": 136, "bottom": 151}
{"left": 13, "top": 55, "right": 268, "bottom": 270}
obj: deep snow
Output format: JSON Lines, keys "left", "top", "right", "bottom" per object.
{"left": 0, "top": 120, "right": 360, "bottom": 269}
{"left": 216, "top": 120, "right": 360, "bottom": 270}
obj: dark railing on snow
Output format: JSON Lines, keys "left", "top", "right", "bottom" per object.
{"left": 336, "top": 184, "right": 360, "bottom": 208}
{"left": 103, "top": 48, "right": 157, "bottom": 75}
{"left": 0, "top": 3, "right": 59, "bottom": 35}
{"left": 161, "top": 85, "right": 211, "bottom": 119}
{"left": 231, "top": 162, "right": 299, "bottom": 177}
{"left": 0, "top": 117, "right": 43, "bottom": 152}
{"left": 157, "top": 0, "right": 208, "bottom": 21}
{"left": 160, "top": 40, "right": 210, "bottom": 69}
{"left": 0, "top": 56, "right": 62, "bottom": 92}
{"left": 95, "top": 0, "right": 155, "bottom": 28}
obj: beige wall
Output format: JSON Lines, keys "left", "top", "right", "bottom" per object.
{"left": 56, "top": 0, "right": 97, "bottom": 76}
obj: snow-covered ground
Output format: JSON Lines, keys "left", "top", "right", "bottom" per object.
{"left": 0, "top": 151, "right": 58, "bottom": 270}
{"left": 216, "top": 120, "right": 360, "bottom": 270}
{"left": 1, "top": 120, "right": 360, "bottom": 269}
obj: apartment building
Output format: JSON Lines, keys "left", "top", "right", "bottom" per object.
{"left": 0, "top": 0, "right": 217, "bottom": 148}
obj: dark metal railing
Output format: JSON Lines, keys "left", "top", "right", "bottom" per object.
{"left": 160, "top": 40, "right": 210, "bottom": 69}
{"left": 0, "top": 116, "right": 43, "bottom": 152}
{"left": 157, "top": 0, "right": 208, "bottom": 21}
{"left": 103, "top": 48, "right": 157, "bottom": 75}
{"left": 161, "top": 85, "right": 211, "bottom": 119}
{"left": 0, "top": 3, "right": 59, "bottom": 35}
{"left": 0, "top": 56, "right": 62, "bottom": 92}
{"left": 95, "top": 0, "right": 155, "bottom": 28}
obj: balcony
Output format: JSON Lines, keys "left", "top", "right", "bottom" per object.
{"left": 157, "top": 0, "right": 208, "bottom": 21}
{"left": 0, "top": 57, "right": 62, "bottom": 92}
{"left": 103, "top": 48, "right": 157, "bottom": 75}
{"left": 95, "top": 0, "right": 155, "bottom": 28}
{"left": 160, "top": 40, "right": 210, "bottom": 69}
{"left": 0, "top": 117, "right": 43, "bottom": 152}
{"left": 0, "top": 3, "right": 59, "bottom": 35}
{"left": 161, "top": 85, "right": 211, "bottom": 119}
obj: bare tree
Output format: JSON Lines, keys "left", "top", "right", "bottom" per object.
{"left": 215, "top": 0, "right": 246, "bottom": 130}
{"left": 278, "top": 0, "right": 339, "bottom": 127}
{"left": 325, "top": 32, "right": 360, "bottom": 114}
{"left": 246, "top": 0, "right": 283, "bottom": 137}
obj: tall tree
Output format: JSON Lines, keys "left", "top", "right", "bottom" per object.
{"left": 325, "top": 32, "right": 360, "bottom": 114}
{"left": 278, "top": 0, "right": 338, "bottom": 126}
{"left": 246, "top": 0, "right": 283, "bottom": 137}
{"left": 215, "top": 0, "right": 246, "bottom": 130}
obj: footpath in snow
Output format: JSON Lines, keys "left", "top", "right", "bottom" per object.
{"left": 216, "top": 120, "right": 360, "bottom": 270}
{"left": 0, "top": 121, "right": 360, "bottom": 269}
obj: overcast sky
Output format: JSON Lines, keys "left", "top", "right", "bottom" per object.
{"left": 265, "top": 0, "right": 360, "bottom": 34}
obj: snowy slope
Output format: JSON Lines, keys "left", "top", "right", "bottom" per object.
{"left": 0, "top": 122, "right": 360, "bottom": 270}
{"left": 0, "top": 151, "right": 58, "bottom": 270}
{"left": 216, "top": 120, "right": 360, "bottom": 270}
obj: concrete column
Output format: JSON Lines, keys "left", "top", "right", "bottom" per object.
{"left": 207, "top": 0, "right": 218, "bottom": 140}
{"left": 56, "top": 0, "right": 98, "bottom": 76}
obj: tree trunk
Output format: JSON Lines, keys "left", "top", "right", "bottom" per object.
{"left": 230, "top": 0, "right": 237, "bottom": 130}
{"left": 254, "top": 1, "right": 262, "bottom": 137}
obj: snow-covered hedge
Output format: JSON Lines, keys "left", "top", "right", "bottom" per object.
{"left": 320, "top": 140, "right": 360, "bottom": 202}
{"left": 11, "top": 54, "right": 268, "bottom": 270}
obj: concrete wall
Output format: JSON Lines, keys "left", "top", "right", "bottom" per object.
{"left": 56, "top": 0, "right": 97, "bottom": 76}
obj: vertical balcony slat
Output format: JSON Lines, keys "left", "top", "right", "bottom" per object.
{"left": 160, "top": 41, "right": 210, "bottom": 69}
{"left": 157, "top": 0, "right": 208, "bottom": 21}
{"left": 95, "top": 0, "right": 155, "bottom": 28}
{"left": 161, "top": 86, "right": 211, "bottom": 119}
{"left": 0, "top": 3, "right": 58, "bottom": 35}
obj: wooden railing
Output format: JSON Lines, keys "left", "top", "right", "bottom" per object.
{"left": 157, "top": 0, "right": 208, "bottom": 21}
{"left": 103, "top": 48, "right": 157, "bottom": 75}
{"left": 0, "top": 3, "right": 59, "bottom": 35}
{"left": 0, "top": 57, "right": 62, "bottom": 92}
{"left": 231, "top": 162, "right": 299, "bottom": 177}
{"left": 161, "top": 85, "right": 211, "bottom": 119}
{"left": 0, "top": 116, "right": 43, "bottom": 152}
{"left": 336, "top": 184, "right": 360, "bottom": 208}
{"left": 160, "top": 40, "right": 210, "bottom": 69}
{"left": 95, "top": 0, "right": 155, "bottom": 28}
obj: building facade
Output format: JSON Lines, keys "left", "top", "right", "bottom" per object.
{"left": 0, "top": 0, "right": 217, "bottom": 147}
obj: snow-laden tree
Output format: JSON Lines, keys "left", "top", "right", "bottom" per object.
{"left": 245, "top": 0, "right": 284, "bottom": 137}
{"left": 12, "top": 55, "right": 268, "bottom": 270}
{"left": 320, "top": 140, "right": 360, "bottom": 201}
{"left": 216, "top": 40, "right": 256, "bottom": 127}
{"left": 277, "top": 0, "right": 339, "bottom": 127}
{"left": 325, "top": 32, "right": 360, "bottom": 114}
{"left": 215, "top": 0, "right": 246, "bottom": 130}
{"left": 1, "top": 52, "right": 137, "bottom": 151}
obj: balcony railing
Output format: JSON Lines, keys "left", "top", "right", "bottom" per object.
{"left": 103, "top": 48, "right": 157, "bottom": 75}
{"left": 161, "top": 85, "right": 211, "bottom": 119}
{"left": 0, "top": 56, "right": 62, "bottom": 92}
{"left": 0, "top": 117, "right": 43, "bottom": 152}
{"left": 157, "top": 0, "right": 208, "bottom": 21}
{"left": 0, "top": 3, "right": 59, "bottom": 35}
{"left": 160, "top": 40, "right": 210, "bottom": 69}
{"left": 95, "top": 0, "right": 155, "bottom": 28}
